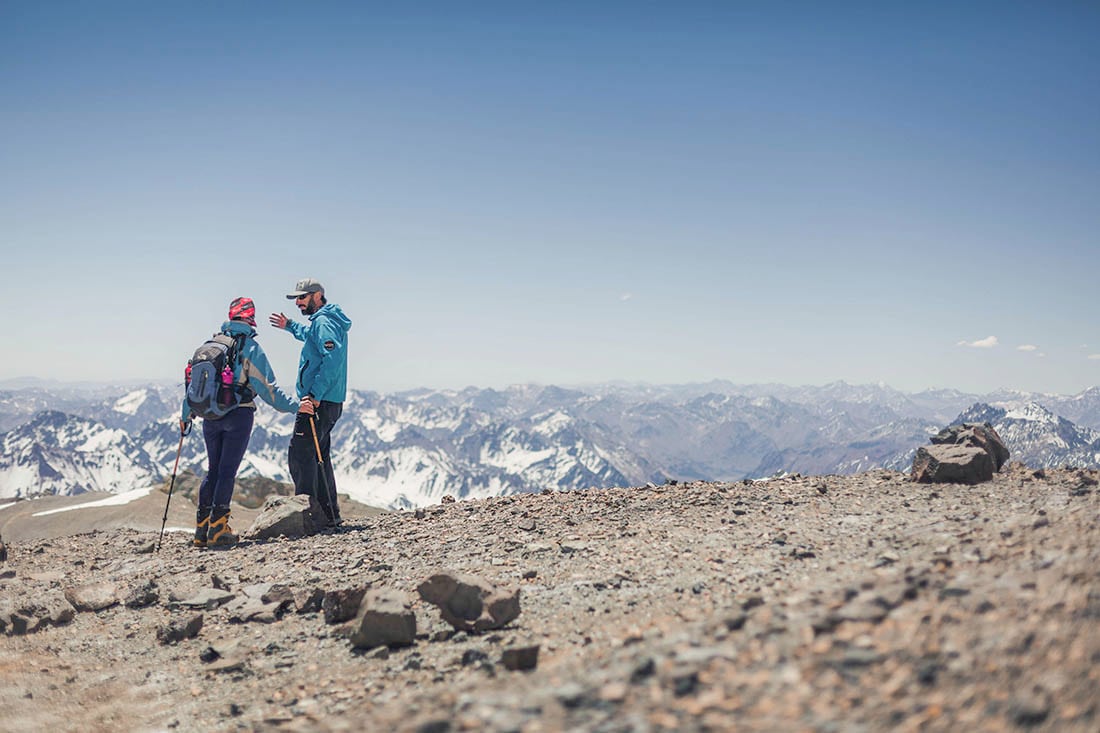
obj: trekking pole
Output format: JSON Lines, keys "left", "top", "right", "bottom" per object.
{"left": 308, "top": 414, "right": 336, "bottom": 524}
{"left": 156, "top": 422, "right": 190, "bottom": 552}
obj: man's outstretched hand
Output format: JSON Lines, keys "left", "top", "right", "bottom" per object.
{"left": 269, "top": 312, "right": 289, "bottom": 330}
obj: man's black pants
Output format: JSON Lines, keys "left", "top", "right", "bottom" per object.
{"left": 288, "top": 401, "right": 343, "bottom": 525}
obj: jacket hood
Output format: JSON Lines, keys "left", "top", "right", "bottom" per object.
{"left": 221, "top": 320, "right": 257, "bottom": 337}
{"left": 310, "top": 304, "right": 352, "bottom": 332}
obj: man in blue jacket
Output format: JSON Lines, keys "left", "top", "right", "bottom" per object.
{"left": 269, "top": 278, "right": 353, "bottom": 528}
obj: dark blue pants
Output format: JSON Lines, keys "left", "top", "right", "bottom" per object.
{"left": 289, "top": 401, "right": 342, "bottom": 524}
{"left": 198, "top": 407, "right": 254, "bottom": 507}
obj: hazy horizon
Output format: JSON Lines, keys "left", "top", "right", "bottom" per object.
{"left": 1, "top": 374, "right": 1096, "bottom": 400}
{"left": 4, "top": 3, "right": 1097, "bottom": 395}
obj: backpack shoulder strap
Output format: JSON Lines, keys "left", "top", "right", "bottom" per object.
{"left": 230, "top": 333, "right": 255, "bottom": 399}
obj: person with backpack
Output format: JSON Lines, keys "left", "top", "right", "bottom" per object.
{"left": 268, "top": 278, "right": 352, "bottom": 529}
{"left": 181, "top": 297, "right": 297, "bottom": 548}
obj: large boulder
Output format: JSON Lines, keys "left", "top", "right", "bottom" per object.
{"left": 930, "top": 422, "right": 1010, "bottom": 471}
{"left": 912, "top": 445, "right": 995, "bottom": 485}
{"left": 912, "top": 421, "right": 1009, "bottom": 484}
{"left": 244, "top": 495, "right": 317, "bottom": 540}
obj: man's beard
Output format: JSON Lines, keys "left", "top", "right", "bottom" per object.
{"left": 302, "top": 300, "right": 320, "bottom": 316}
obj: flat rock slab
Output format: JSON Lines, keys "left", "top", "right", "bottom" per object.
{"left": 64, "top": 582, "right": 119, "bottom": 612}
{"left": 176, "top": 588, "right": 236, "bottom": 609}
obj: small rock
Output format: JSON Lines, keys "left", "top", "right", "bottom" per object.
{"left": 554, "top": 683, "right": 588, "bottom": 709}
{"left": 205, "top": 657, "right": 246, "bottom": 674}
{"left": 1008, "top": 687, "right": 1051, "bottom": 727}
{"left": 211, "top": 574, "right": 235, "bottom": 591}
{"left": 133, "top": 540, "right": 156, "bottom": 555}
{"left": 341, "top": 588, "right": 417, "bottom": 650}
{"left": 500, "top": 644, "right": 539, "bottom": 671}
{"left": 631, "top": 657, "right": 656, "bottom": 683}
{"left": 741, "top": 595, "right": 765, "bottom": 611}
{"left": 598, "top": 681, "right": 628, "bottom": 702}
{"left": 668, "top": 666, "right": 699, "bottom": 696}
{"left": 839, "top": 648, "right": 883, "bottom": 668}
{"left": 64, "top": 582, "right": 119, "bottom": 612}
{"left": 226, "top": 596, "right": 282, "bottom": 624}
{"left": 722, "top": 612, "right": 748, "bottom": 631}
{"left": 294, "top": 588, "right": 324, "bottom": 615}
{"left": 124, "top": 580, "right": 160, "bottom": 609}
{"left": 323, "top": 586, "right": 368, "bottom": 625}
{"left": 417, "top": 571, "right": 521, "bottom": 632}
{"left": 177, "top": 588, "right": 235, "bottom": 610}
{"left": 460, "top": 649, "right": 489, "bottom": 667}
{"left": 157, "top": 614, "right": 203, "bottom": 645}
{"left": 1, "top": 593, "right": 75, "bottom": 635}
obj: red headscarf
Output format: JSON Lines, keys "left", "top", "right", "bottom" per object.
{"left": 228, "top": 297, "right": 256, "bottom": 326}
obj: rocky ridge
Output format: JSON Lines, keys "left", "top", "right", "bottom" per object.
{"left": 5, "top": 382, "right": 1100, "bottom": 508}
{"left": 1, "top": 466, "right": 1098, "bottom": 732}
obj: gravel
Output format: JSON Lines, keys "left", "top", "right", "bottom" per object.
{"left": 1, "top": 463, "right": 1097, "bottom": 731}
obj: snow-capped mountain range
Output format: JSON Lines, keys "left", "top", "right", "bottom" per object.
{"left": 1, "top": 380, "right": 1098, "bottom": 508}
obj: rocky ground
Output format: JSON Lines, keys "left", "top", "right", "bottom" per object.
{"left": 1, "top": 464, "right": 1098, "bottom": 732}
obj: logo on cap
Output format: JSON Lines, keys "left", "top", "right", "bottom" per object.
{"left": 287, "top": 278, "right": 325, "bottom": 299}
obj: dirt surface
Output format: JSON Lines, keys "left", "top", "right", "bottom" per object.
{"left": 1, "top": 465, "right": 1098, "bottom": 732}
{"left": 0, "top": 487, "right": 380, "bottom": 543}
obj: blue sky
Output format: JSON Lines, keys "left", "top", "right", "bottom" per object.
{"left": 2, "top": 2, "right": 1097, "bottom": 395}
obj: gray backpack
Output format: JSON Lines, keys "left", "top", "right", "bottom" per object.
{"left": 184, "top": 333, "right": 250, "bottom": 419}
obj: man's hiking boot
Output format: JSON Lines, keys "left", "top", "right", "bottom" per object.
{"left": 207, "top": 505, "right": 239, "bottom": 548}
{"left": 193, "top": 506, "right": 211, "bottom": 548}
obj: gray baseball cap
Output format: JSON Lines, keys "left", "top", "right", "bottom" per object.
{"left": 286, "top": 278, "right": 324, "bottom": 299}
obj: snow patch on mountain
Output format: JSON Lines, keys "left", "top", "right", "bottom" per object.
{"left": 113, "top": 390, "right": 149, "bottom": 415}
{"left": 32, "top": 486, "right": 154, "bottom": 516}
{"left": 0, "top": 411, "right": 160, "bottom": 499}
{"left": 953, "top": 402, "right": 1100, "bottom": 469}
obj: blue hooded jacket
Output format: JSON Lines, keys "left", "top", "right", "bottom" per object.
{"left": 182, "top": 320, "right": 298, "bottom": 421}
{"left": 286, "top": 303, "right": 352, "bottom": 403}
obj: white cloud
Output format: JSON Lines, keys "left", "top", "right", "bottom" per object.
{"left": 1088, "top": 354, "right": 1100, "bottom": 361}
{"left": 1017, "top": 344, "right": 1038, "bottom": 352}
{"left": 619, "top": 293, "right": 633, "bottom": 302}
{"left": 957, "top": 336, "right": 999, "bottom": 349}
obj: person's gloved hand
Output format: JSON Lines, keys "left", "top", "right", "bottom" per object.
{"left": 298, "top": 398, "right": 316, "bottom": 416}
{"left": 179, "top": 419, "right": 192, "bottom": 436}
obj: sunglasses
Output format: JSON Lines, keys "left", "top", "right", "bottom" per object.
{"left": 295, "top": 293, "right": 313, "bottom": 301}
